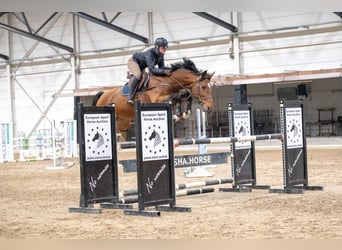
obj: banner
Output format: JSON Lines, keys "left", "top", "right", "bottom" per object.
{"left": 0, "top": 123, "right": 14, "bottom": 162}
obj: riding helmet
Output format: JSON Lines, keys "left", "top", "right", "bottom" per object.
{"left": 154, "top": 37, "right": 168, "bottom": 48}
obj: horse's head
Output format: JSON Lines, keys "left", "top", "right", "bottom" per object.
{"left": 190, "top": 70, "right": 214, "bottom": 112}
{"left": 170, "top": 58, "right": 214, "bottom": 111}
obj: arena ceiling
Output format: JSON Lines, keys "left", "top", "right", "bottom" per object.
{"left": 0, "top": 11, "right": 341, "bottom": 61}
{"left": 1, "top": 12, "right": 342, "bottom": 89}
{"left": 0, "top": 12, "right": 237, "bottom": 57}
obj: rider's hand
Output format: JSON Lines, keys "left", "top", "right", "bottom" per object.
{"left": 164, "top": 69, "right": 172, "bottom": 76}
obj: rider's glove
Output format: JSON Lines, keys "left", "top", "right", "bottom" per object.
{"left": 164, "top": 69, "right": 172, "bottom": 76}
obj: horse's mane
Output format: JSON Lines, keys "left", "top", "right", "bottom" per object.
{"left": 170, "top": 58, "right": 200, "bottom": 74}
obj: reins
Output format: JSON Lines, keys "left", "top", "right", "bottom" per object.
{"left": 149, "top": 68, "right": 213, "bottom": 106}
{"left": 169, "top": 73, "right": 213, "bottom": 105}
{"left": 169, "top": 75, "right": 196, "bottom": 90}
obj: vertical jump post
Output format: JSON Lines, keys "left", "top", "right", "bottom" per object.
{"left": 269, "top": 99, "right": 324, "bottom": 193}
{"left": 124, "top": 101, "right": 191, "bottom": 217}
{"left": 69, "top": 103, "right": 126, "bottom": 214}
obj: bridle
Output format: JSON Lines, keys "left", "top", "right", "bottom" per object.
{"left": 170, "top": 74, "right": 213, "bottom": 105}
{"left": 195, "top": 76, "right": 213, "bottom": 105}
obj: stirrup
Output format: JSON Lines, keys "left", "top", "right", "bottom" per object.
{"left": 127, "top": 89, "right": 136, "bottom": 104}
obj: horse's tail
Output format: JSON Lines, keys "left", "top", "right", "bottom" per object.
{"left": 92, "top": 91, "right": 104, "bottom": 106}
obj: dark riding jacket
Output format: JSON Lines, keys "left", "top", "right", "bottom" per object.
{"left": 132, "top": 47, "right": 168, "bottom": 76}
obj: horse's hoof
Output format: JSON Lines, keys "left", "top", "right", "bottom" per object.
{"left": 173, "top": 115, "right": 181, "bottom": 122}
{"left": 182, "top": 111, "right": 191, "bottom": 120}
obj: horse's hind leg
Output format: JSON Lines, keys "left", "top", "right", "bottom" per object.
{"left": 116, "top": 117, "right": 132, "bottom": 141}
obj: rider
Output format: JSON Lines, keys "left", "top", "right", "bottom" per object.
{"left": 126, "top": 37, "right": 172, "bottom": 104}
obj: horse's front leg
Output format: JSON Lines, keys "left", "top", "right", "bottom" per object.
{"left": 173, "top": 102, "right": 183, "bottom": 122}
{"left": 170, "top": 93, "right": 183, "bottom": 122}
{"left": 182, "top": 95, "right": 193, "bottom": 120}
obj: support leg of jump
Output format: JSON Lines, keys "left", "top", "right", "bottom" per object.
{"left": 68, "top": 204, "right": 102, "bottom": 214}
{"left": 269, "top": 184, "right": 323, "bottom": 194}
{"left": 155, "top": 204, "right": 192, "bottom": 212}
{"left": 68, "top": 207, "right": 102, "bottom": 214}
{"left": 124, "top": 209, "right": 161, "bottom": 217}
{"left": 240, "top": 184, "right": 271, "bottom": 190}
{"left": 304, "top": 185, "right": 324, "bottom": 191}
{"left": 100, "top": 202, "right": 133, "bottom": 210}
{"left": 219, "top": 186, "right": 252, "bottom": 193}
{"left": 269, "top": 187, "right": 305, "bottom": 194}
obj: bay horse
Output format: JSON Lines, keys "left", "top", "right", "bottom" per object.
{"left": 93, "top": 58, "right": 214, "bottom": 134}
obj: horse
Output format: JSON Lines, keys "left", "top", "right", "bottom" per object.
{"left": 92, "top": 57, "right": 214, "bottom": 134}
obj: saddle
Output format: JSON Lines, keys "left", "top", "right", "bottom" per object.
{"left": 121, "top": 71, "right": 150, "bottom": 96}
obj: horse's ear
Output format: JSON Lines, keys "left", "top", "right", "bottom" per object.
{"left": 209, "top": 71, "right": 215, "bottom": 79}
{"left": 200, "top": 70, "right": 207, "bottom": 79}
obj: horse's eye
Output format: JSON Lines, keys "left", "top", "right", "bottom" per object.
{"left": 202, "top": 83, "right": 208, "bottom": 89}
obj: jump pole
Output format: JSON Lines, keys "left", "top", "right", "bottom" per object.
{"left": 176, "top": 178, "right": 233, "bottom": 190}
{"left": 174, "top": 133, "right": 282, "bottom": 192}
{"left": 121, "top": 178, "right": 233, "bottom": 197}
{"left": 174, "top": 133, "right": 283, "bottom": 146}
{"left": 114, "top": 187, "right": 216, "bottom": 206}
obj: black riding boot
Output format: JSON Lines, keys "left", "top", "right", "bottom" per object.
{"left": 127, "top": 76, "right": 139, "bottom": 104}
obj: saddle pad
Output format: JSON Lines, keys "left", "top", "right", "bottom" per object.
{"left": 121, "top": 83, "right": 129, "bottom": 96}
